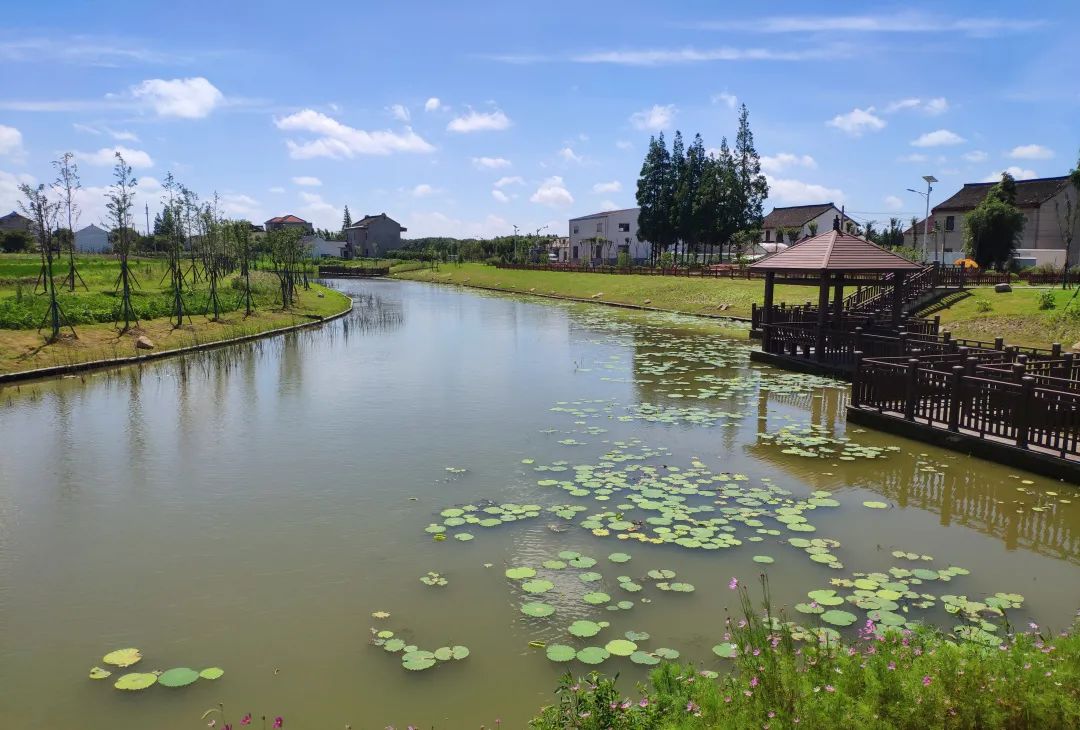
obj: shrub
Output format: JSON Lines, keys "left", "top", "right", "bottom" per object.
{"left": 975, "top": 299, "right": 993, "bottom": 313}
{"left": 1038, "top": 289, "right": 1056, "bottom": 310}
{"left": 617, "top": 251, "right": 631, "bottom": 268}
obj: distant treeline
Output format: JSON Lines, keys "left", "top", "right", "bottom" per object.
{"left": 387, "top": 235, "right": 558, "bottom": 262}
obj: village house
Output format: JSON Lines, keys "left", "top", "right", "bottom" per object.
{"left": 343, "top": 213, "right": 406, "bottom": 258}
{"left": 907, "top": 176, "right": 1078, "bottom": 267}
{"left": 303, "top": 234, "right": 347, "bottom": 258}
{"left": 566, "top": 207, "right": 652, "bottom": 264}
{"left": 264, "top": 214, "right": 314, "bottom": 235}
{"left": 74, "top": 224, "right": 110, "bottom": 253}
{"left": 759, "top": 203, "right": 844, "bottom": 245}
{"left": 0, "top": 210, "right": 33, "bottom": 235}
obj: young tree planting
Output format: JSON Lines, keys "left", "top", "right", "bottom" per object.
{"left": 105, "top": 152, "right": 139, "bottom": 332}
{"left": 18, "top": 182, "right": 70, "bottom": 340}
{"left": 229, "top": 220, "right": 257, "bottom": 316}
{"left": 268, "top": 227, "right": 305, "bottom": 308}
{"left": 52, "top": 152, "right": 86, "bottom": 292}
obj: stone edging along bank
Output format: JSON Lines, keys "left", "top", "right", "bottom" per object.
{"left": 393, "top": 275, "right": 752, "bottom": 324}
{"left": 0, "top": 293, "right": 354, "bottom": 386}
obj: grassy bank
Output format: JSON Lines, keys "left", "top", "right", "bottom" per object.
{"left": 392, "top": 262, "right": 801, "bottom": 318}
{"left": 934, "top": 286, "right": 1080, "bottom": 349}
{"left": 0, "top": 276, "right": 350, "bottom": 377}
{"left": 532, "top": 581, "right": 1080, "bottom": 729}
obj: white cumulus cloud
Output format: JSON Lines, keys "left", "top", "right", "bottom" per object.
{"left": 598, "top": 200, "right": 619, "bottom": 211}
{"left": 766, "top": 176, "right": 845, "bottom": 206}
{"left": 530, "top": 176, "right": 574, "bottom": 207}
{"left": 712, "top": 92, "right": 738, "bottom": 109}
{"left": 630, "top": 104, "right": 676, "bottom": 131}
{"left": 884, "top": 97, "right": 948, "bottom": 115}
{"left": 424, "top": 97, "right": 443, "bottom": 112}
{"left": 492, "top": 189, "right": 511, "bottom": 203}
{"left": 220, "top": 193, "right": 261, "bottom": 219}
{"left": 291, "top": 176, "right": 322, "bottom": 186}
{"left": 412, "top": 183, "right": 437, "bottom": 197}
{"left": 131, "top": 77, "right": 224, "bottom": 118}
{"left": 883, "top": 195, "right": 904, "bottom": 210}
{"left": 387, "top": 103, "right": 410, "bottom": 122}
{"left": 0, "top": 124, "right": 24, "bottom": 158}
{"left": 592, "top": 180, "right": 622, "bottom": 194}
{"left": 472, "top": 156, "right": 511, "bottom": 169}
{"left": 1009, "top": 144, "right": 1053, "bottom": 160}
{"left": 760, "top": 153, "right": 817, "bottom": 175}
{"left": 826, "top": 107, "right": 885, "bottom": 136}
{"left": 983, "top": 166, "right": 1037, "bottom": 182}
{"left": 911, "top": 129, "right": 966, "bottom": 147}
{"left": 275, "top": 109, "right": 435, "bottom": 159}
{"left": 962, "top": 150, "right": 988, "bottom": 163}
{"left": 77, "top": 145, "right": 153, "bottom": 168}
{"left": 494, "top": 175, "right": 524, "bottom": 188}
{"left": 447, "top": 108, "right": 511, "bottom": 133}
{"left": 558, "top": 146, "right": 583, "bottom": 163}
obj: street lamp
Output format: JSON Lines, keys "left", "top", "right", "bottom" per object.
{"left": 907, "top": 175, "right": 938, "bottom": 263}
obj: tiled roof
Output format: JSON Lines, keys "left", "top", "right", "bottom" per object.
{"left": 761, "top": 203, "right": 837, "bottom": 229}
{"left": 569, "top": 207, "right": 639, "bottom": 221}
{"left": 903, "top": 216, "right": 935, "bottom": 236}
{"left": 934, "top": 176, "right": 1069, "bottom": 212}
{"left": 266, "top": 214, "right": 310, "bottom": 224}
{"left": 748, "top": 230, "right": 924, "bottom": 272}
{"left": 345, "top": 213, "right": 404, "bottom": 229}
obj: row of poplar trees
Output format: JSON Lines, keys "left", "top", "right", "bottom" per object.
{"left": 19, "top": 151, "right": 310, "bottom": 343}
{"left": 635, "top": 104, "right": 769, "bottom": 264}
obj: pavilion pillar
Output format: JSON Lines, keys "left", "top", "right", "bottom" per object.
{"left": 832, "top": 274, "right": 844, "bottom": 329}
{"left": 816, "top": 272, "right": 829, "bottom": 361}
{"left": 892, "top": 271, "right": 907, "bottom": 326}
{"left": 762, "top": 271, "right": 775, "bottom": 348}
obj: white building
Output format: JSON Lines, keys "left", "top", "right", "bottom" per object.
{"left": 915, "top": 176, "right": 1079, "bottom": 267}
{"left": 74, "top": 224, "right": 110, "bottom": 253}
{"left": 303, "top": 235, "right": 346, "bottom": 258}
{"left": 760, "top": 203, "right": 843, "bottom": 245}
{"left": 566, "top": 207, "right": 652, "bottom": 264}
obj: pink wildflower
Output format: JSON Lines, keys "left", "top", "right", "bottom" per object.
{"left": 922, "top": 675, "right": 933, "bottom": 687}
{"left": 825, "top": 685, "right": 835, "bottom": 693}
{"left": 728, "top": 577, "right": 739, "bottom": 590}
{"left": 750, "top": 676, "right": 759, "bottom": 688}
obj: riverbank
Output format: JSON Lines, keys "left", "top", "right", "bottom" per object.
{"left": 932, "top": 286, "right": 1080, "bottom": 349}
{"left": 0, "top": 285, "right": 351, "bottom": 380}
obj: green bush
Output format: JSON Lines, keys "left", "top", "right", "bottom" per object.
{"left": 975, "top": 299, "right": 993, "bottom": 313}
{"left": 1038, "top": 289, "right": 1056, "bottom": 310}
{"left": 617, "top": 251, "right": 632, "bottom": 268}
{"left": 531, "top": 579, "right": 1080, "bottom": 730}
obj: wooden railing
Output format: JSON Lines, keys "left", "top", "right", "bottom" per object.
{"left": 317, "top": 265, "right": 390, "bottom": 277}
{"left": 853, "top": 356, "right": 1080, "bottom": 460}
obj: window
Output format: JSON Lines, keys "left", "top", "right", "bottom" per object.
{"left": 596, "top": 222, "right": 603, "bottom": 233}
{"left": 618, "top": 222, "right": 630, "bottom": 232}
{"left": 572, "top": 245, "right": 578, "bottom": 259}
{"left": 572, "top": 225, "right": 579, "bottom": 235}
{"left": 594, "top": 244, "right": 602, "bottom": 259}
{"left": 945, "top": 216, "right": 955, "bottom": 231}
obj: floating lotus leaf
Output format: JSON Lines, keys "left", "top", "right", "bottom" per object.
{"left": 807, "top": 589, "right": 844, "bottom": 606}
{"left": 576, "top": 646, "right": 609, "bottom": 664}
{"left": 103, "top": 648, "right": 142, "bottom": 668}
{"left": 607, "top": 552, "right": 631, "bottom": 563}
{"left": 114, "top": 672, "right": 157, "bottom": 690}
{"left": 451, "top": 645, "right": 470, "bottom": 660}
{"left": 377, "top": 630, "right": 395, "bottom": 639}
{"left": 454, "top": 533, "right": 474, "bottom": 541}
{"left": 605, "top": 639, "right": 637, "bottom": 656}
{"left": 521, "top": 601, "right": 556, "bottom": 617}
{"left": 383, "top": 639, "right": 406, "bottom": 652}
{"left": 89, "top": 666, "right": 111, "bottom": 680}
{"left": 625, "top": 630, "right": 650, "bottom": 641}
{"left": 521, "top": 579, "right": 555, "bottom": 593}
{"left": 505, "top": 567, "right": 536, "bottom": 580}
{"left": 568, "top": 620, "right": 602, "bottom": 638}
{"left": 434, "top": 647, "right": 453, "bottom": 661}
{"left": 868, "top": 609, "right": 906, "bottom": 626}
{"left": 578, "top": 571, "right": 603, "bottom": 583}
{"left": 712, "top": 642, "right": 738, "bottom": 658}
{"left": 542, "top": 560, "right": 567, "bottom": 570}
{"left": 647, "top": 569, "right": 676, "bottom": 580}
{"left": 752, "top": 555, "right": 774, "bottom": 564}
{"left": 402, "top": 652, "right": 436, "bottom": 671}
{"left": 630, "top": 651, "right": 660, "bottom": 665}
{"left": 911, "top": 569, "right": 938, "bottom": 581}
{"left": 583, "top": 592, "right": 610, "bottom": 605}
{"left": 654, "top": 647, "right": 680, "bottom": 660}
{"left": 440, "top": 508, "right": 464, "bottom": 518}
{"left": 371, "top": 611, "right": 390, "bottom": 619}
{"left": 546, "top": 644, "right": 576, "bottom": 662}
{"left": 821, "top": 610, "right": 857, "bottom": 627}
{"left": 619, "top": 581, "right": 643, "bottom": 592}
{"left": 795, "top": 602, "right": 824, "bottom": 614}
{"left": 158, "top": 668, "right": 200, "bottom": 688}
{"left": 569, "top": 556, "right": 597, "bottom": 568}
{"left": 862, "top": 501, "right": 889, "bottom": 509}
{"left": 558, "top": 550, "right": 581, "bottom": 560}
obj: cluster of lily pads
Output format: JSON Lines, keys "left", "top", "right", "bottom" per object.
{"left": 543, "top": 629, "right": 687, "bottom": 668}
{"left": 758, "top": 422, "right": 898, "bottom": 460}
{"left": 371, "top": 629, "right": 470, "bottom": 672}
{"left": 89, "top": 648, "right": 222, "bottom": 691}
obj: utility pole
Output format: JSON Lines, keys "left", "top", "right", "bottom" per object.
{"left": 908, "top": 175, "right": 937, "bottom": 262}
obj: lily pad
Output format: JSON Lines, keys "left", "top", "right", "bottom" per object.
{"left": 546, "top": 644, "right": 576, "bottom": 662}
{"left": 158, "top": 668, "right": 200, "bottom": 688}
{"left": 451, "top": 645, "right": 470, "bottom": 660}
{"left": 820, "top": 610, "right": 857, "bottom": 627}
{"left": 583, "top": 592, "right": 611, "bottom": 605}
{"left": 505, "top": 567, "right": 537, "bottom": 580}
{"left": 605, "top": 639, "right": 638, "bottom": 656}
{"left": 630, "top": 651, "right": 660, "bottom": 665}
{"left": 521, "top": 601, "right": 556, "bottom": 617}
{"left": 752, "top": 555, "right": 775, "bottom": 564}
{"left": 198, "top": 667, "right": 224, "bottom": 680}
{"left": 383, "top": 639, "right": 406, "bottom": 652}
{"left": 402, "top": 650, "right": 437, "bottom": 671}
{"left": 114, "top": 672, "right": 157, "bottom": 690}
{"left": 434, "top": 647, "right": 454, "bottom": 661}
{"left": 568, "top": 620, "right": 602, "bottom": 638}
{"left": 89, "top": 667, "right": 112, "bottom": 680}
{"left": 862, "top": 501, "right": 889, "bottom": 509}
{"left": 654, "top": 647, "right": 680, "bottom": 660}
{"left": 103, "top": 648, "right": 142, "bottom": 668}
{"left": 576, "top": 646, "right": 610, "bottom": 664}
{"left": 607, "top": 552, "right": 632, "bottom": 563}
{"left": 521, "top": 579, "right": 555, "bottom": 594}
{"left": 624, "top": 630, "right": 650, "bottom": 641}
{"left": 712, "top": 642, "right": 738, "bottom": 658}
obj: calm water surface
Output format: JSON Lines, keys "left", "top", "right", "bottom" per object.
{"left": 0, "top": 278, "right": 1078, "bottom": 728}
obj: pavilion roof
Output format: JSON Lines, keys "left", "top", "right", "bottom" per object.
{"left": 747, "top": 230, "right": 923, "bottom": 273}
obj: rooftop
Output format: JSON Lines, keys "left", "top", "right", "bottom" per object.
{"left": 748, "top": 229, "right": 924, "bottom": 272}
{"left": 934, "top": 176, "right": 1070, "bottom": 212}
{"left": 266, "top": 214, "right": 310, "bottom": 224}
{"left": 761, "top": 203, "right": 837, "bottom": 230}
{"left": 569, "top": 207, "right": 639, "bottom": 221}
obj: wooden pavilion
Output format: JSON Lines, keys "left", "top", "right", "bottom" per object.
{"left": 748, "top": 225, "right": 923, "bottom": 367}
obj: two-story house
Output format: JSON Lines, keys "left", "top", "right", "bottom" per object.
{"left": 343, "top": 213, "right": 406, "bottom": 258}
{"left": 566, "top": 207, "right": 652, "bottom": 264}
{"left": 264, "top": 214, "right": 314, "bottom": 235}
{"left": 919, "top": 176, "right": 1078, "bottom": 267}
{"left": 759, "top": 203, "right": 843, "bottom": 245}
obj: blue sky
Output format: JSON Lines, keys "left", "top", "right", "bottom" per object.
{"left": 1, "top": 1, "right": 1077, "bottom": 238}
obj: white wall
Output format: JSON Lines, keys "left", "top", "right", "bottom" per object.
{"left": 74, "top": 225, "right": 110, "bottom": 253}
{"left": 568, "top": 208, "right": 651, "bottom": 263}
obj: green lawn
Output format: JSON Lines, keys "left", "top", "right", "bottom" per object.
{"left": 934, "top": 285, "right": 1080, "bottom": 349}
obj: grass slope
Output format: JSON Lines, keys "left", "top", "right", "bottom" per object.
{"left": 935, "top": 286, "right": 1080, "bottom": 349}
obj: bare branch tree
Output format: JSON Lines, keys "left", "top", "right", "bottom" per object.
{"left": 19, "top": 182, "right": 72, "bottom": 340}
{"left": 105, "top": 152, "right": 139, "bottom": 333}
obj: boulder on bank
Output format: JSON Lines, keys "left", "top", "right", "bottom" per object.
{"left": 135, "top": 335, "right": 154, "bottom": 350}
{"left": 994, "top": 283, "right": 1012, "bottom": 293}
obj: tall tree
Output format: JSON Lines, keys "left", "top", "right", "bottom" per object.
{"left": 677, "top": 133, "right": 707, "bottom": 260}
{"left": 19, "top": 183, "right": 69, "bottom": 340}
{"left": 229, "top": 220, "right": 256, "bottom": 315}
{"left": 965, "top": 172, "right": 1025, "bottom": 270}
{"left": 734, "top": 104, "right": 769, "bottom": 230}
{"left": 636, "top": 133, "right": 676, "bottom": 264}
{"left": 105, "top": 152, "right": 139, "bottom": 333}
{"left": 695, "top": 140, "right": 739, "bottom": 260}
{"left": 1055, "top": 151, "right": 1080, "bottom": 288}
{"left": 669, "top": 131, "right": 686, "bottom": 263}
{"left": 342, "top": 205, "right": 353, "bottom": 233}
{"left": 52, "top": 152, "right": 86, "bottom": 292}
{"left": 160, "top": 172, "right": 190, "bottom": 328}
{"left": 201, "top": 194, "right": 225, "bottom": 320}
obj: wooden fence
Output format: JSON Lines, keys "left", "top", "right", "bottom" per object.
{"left": 317, "top": 265, "right": 390, "bottom": 278}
